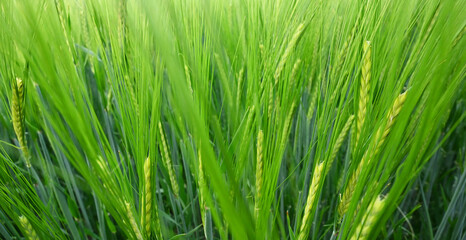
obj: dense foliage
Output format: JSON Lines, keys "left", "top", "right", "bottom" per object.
{"left": 0, "top": 0, "right": 464, "bottom": 239}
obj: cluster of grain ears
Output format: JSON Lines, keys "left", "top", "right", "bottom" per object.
{"left": 339, "top": 91, "right": 407, "bottom": 217}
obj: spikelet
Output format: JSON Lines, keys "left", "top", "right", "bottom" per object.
{"left": 350, "top": 196, "right": 385, "bottom": 240}
{"left": 290, "top": 59, "right": 302, "bottom": 87}
{"left": 19, "top": 215, "right": 39, "bottom": 240}
{"left": 125, "top": 201, "right": 143, "bottom": 240}
{"left": 337, "top": 9, "right": 362, "bottom": 67}
{"left": 338, "top": 154, "right": 364, "bottom": 217}
{"left": 140, "top": 157, "right": 152, "bottom": 238}
{"left": 356, "top": 41, "right": 371, "bottom": 145}
{"left": 280, "top": 102, "right": 296, "bottom": 148}
{"left": 118, "top": 0, "right": 127, "bottom": 47}
{"left": 453, "top": 25, "right": 465, "bottom": 48}
{"left": 126, "top": 75, "right": 140, "bottom": 119}
{"left": 55, "top": 0, "right": 73, "bottom": 55}
{"left": 197, "top": 148, "right": 208, "bottom": 238}
{"left": 185, "top": 64, "right": 193, "bottom": 94}
{"left": 297, "top": 162, "right": 324, "bottom": 240}
{"left": 11, "top": 78, "right": 30, "bottom": 167}
{"left": 306, "top": 90, "right": 318, "bottom": 121}
{"left": 158, "top": 122, "right": 180, "bottom": 197}
{"left": 106, "top": 89, "right": 113, "bottom": 111}
{"left": 254, "top": 130, "right": 264, "bottom": 221}
{"left": 328, "top": 115, "right": 354, "bottom": 171}
{"left": 236, "top": 67, "right": 245, "bottom": 108}
{"left": 275, "top": 23, "right": 305, "bottom": 84}
{"left": 268, "top": 85, "right": 274, "bottom": 118}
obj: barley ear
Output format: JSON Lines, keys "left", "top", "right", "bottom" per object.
{"left": 158, "top": 122, "right": 179, "bottom": 197}
{"left": 254, "top": 130, "right": 264, "bottom": 221}
{"left": 125, "top": 201, "right": 143, "bottom": 240}
{"left": 356, "top": 41, "right": 371, "bottom": 145}
{"left": 297, "top": 162, "right": 324, "bottom": 240}
{"left": 197, "top": 148, "right": 208, "bottom": 238}
{"left": 306, "top": 89, "right": 317, "bottom": 121}
{"left": 140, "top": 157, "right": 153, "bottom": 238}
{"left": 350, "top": 196, "right": 385, "bottom": 240}
{"left": 290, "top": 58, "right": 302, "bottom": 87}
{"left": 275, "top": 23, "right": 305, "bottom": 84}
{"left": 19, "top": 215, "right": 39, "bottom": 240}
{"left": 328, "top": 115, "right": 354, "bottom": 171}
{"left": 11, "top": 78, "right": 30, "bottom": 167}
{"left": 374, "top": 91, "right": 408, "bottom": 153}
{"left": 280, "top": 102, "right": 296, "bottom": 149}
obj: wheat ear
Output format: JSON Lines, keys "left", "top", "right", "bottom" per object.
{"left": 125, "top": 201, "right": 143, "bottom": 240}
{"left": 11, "top": 78, "right": 30, "bottom": 167}
{"left": 254, "top": 130, "right": 264, "bottom": 221}
{"left": 140, "top": 157, "right": 152, "bottom": 238}
{"left": 19, "top": 215, "right": 39, "bottom": 240}
{"left": 297, "top": 162, "right": 324, "bottom": 240}
{"left": 350, "top": 196, "right": 385, "bottom": 240}
{"left": 158, "top": 122, "right": 179, "bottom": 197}
{"left": 275, "top": 23, "right": 305, "bottom": 84}
{"left": 356, "top": 41, "right": 371, "bottom": 145}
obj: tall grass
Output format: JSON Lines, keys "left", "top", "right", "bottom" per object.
{"left": 0, "top": 0, "right": 464, "bottom": 239}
